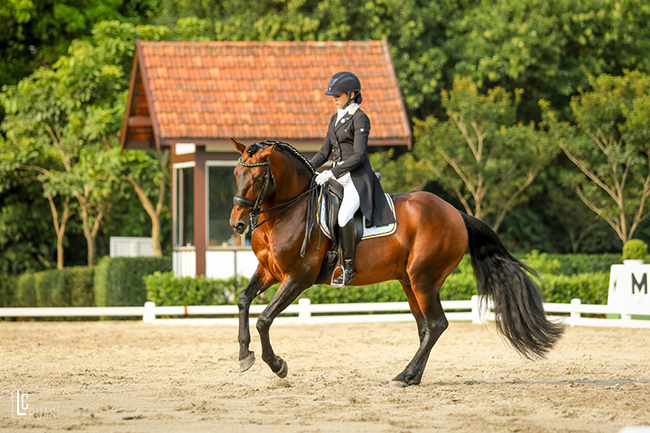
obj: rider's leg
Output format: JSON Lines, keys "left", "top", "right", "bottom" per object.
{"left": 333, "top": 175, "right": 360, "bottom": 285}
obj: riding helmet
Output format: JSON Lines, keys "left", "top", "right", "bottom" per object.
{"left": 324, "top": 72, "right": 361, "bottom": 96}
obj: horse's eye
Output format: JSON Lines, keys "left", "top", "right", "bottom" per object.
{"left": 253, "top": 176, "right": 263, "bottom": 184}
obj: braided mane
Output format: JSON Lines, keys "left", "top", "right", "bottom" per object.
{"left": 249, "top": 140, "right": 316, "bottom": 175}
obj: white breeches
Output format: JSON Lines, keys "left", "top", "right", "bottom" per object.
{"left": 337, "top": 173, "right": 360, "bottom": 227}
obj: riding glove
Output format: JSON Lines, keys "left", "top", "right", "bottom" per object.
{"left": 315, "top": 170, "right": 335, "bottom": 185}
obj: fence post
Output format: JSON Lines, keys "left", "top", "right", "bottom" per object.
{"left": 143, "top": 301, "right": 156, "bottom": 323}
{"left": 471, "top": 295, "right": 482, "bottom": 324}
{"left": 570, "top": 298, "right": 581, "bottom": 326}
{"left": 299, "top": 298, "right": 312, "bottom": 323}
{"left": 621, "top": 308, "right": 632, "bottom": 322}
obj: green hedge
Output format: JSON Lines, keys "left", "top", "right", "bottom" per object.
{"left": 13, "top": 267, "right": 95, "bottom": 307}
{"left": 540, "top": 272, "right": 610, "bottom": 305}
{"left": 0, "top": 275, "right": 16, "bottom": 307}
{"left": 144, "top": 272, "right": 245, "bottom": 306}
{"left": 94, "top": 256, "right": 172, "bottom": 306}
{"left": 534, "top": 253, "right": 620, "bottom": 274}
{"left": 143, "top": 253, "right": 611, "bottom": 306}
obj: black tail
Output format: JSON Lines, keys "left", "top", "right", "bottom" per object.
{"left": 462, "top": 213, "right": 564, "bottom": 359}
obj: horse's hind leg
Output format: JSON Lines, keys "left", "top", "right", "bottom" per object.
{"left": 393, "top": 277, "right": 448, "bottom": 388}
{"left": 401, "top": 280, "right": 426, "bottom": 343}
{"left": 238, "top": 269, "right": 276, "bottom": 371}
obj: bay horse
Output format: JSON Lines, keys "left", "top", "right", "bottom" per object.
{"left": 229, "top": 139, "right": 563, "bottom": 387}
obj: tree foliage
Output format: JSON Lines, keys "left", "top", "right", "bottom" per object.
{"left": 413, "top": 77, "right": 559, "bottom": 230}
{"left": 452, "top": 0, "right": 650, "bottom": 119}
{"left": 542, "top": 70, "right": 650, "bottom": 244}
{"left": 0, "top": 21, "right": 168, "bottom": 267}
{"left": 0, "top": 0, "right": 156, "bottom": 87}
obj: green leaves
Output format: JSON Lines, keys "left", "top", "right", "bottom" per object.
{"left": 414, "top": 76, "right": 559, "bottom": 230}
{"left": 452, "top": 0, "right": 650, "bottom": 113}
{"left": 542, "top": 70, "right": 650, "bottom": 243}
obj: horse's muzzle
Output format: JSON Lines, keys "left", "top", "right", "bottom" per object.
{"left": 230, "top": 218, "right": 247, "bottom": 235}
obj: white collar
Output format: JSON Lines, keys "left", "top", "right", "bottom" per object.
{"left": 336, "top": 103, "right": 359, "bottom": 123}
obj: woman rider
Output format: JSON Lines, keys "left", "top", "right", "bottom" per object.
{"left": 310, "top": 71, "right": 396, "bottom": 286}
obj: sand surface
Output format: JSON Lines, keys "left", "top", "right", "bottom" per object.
{"left": 1, "top": 320, "right": 649, "bottom": 432}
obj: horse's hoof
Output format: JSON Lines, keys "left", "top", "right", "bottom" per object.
{"left": 391, "top": 379, "right": 409, "bottom": 388}
{"left": 240, "top": 353, "right": 256, "bottom": 372}
{"left": 275, "top": 359, "right": 288, "bottom": 379}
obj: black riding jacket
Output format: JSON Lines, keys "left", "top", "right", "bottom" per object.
{"left": 310, "top": 106, "right": 395, "bottom": 228}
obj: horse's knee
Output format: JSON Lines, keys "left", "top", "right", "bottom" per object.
{"left": 237, "top": 291, "right": 250, "bottom": 310}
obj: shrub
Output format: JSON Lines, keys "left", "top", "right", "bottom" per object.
{"left": 0, "top": 275, "right": 15, "bottom": 307}
{"left": 13, "top": 267, "right": 94, "bottom": 307}
{"left": 141, "top": 252, "right": 614, "bottom": 306}
{"left": 94, "top": 257, "right": 172, "bottom": 306}
{"left": 539, "top": 272, "right": 609, "bottom": 305}
{"left": 144, "top": 271, "right": 245, "bottom": 306}
{"left": 540, "top": 253, "right": 620, "bottom": 274}
{"left": 14, "top": 272, "right": 37, "bottom": 307}
{"left": 622, "top": 239, "right": 648, "bottom": 261}
{"left": 62, "top": 267, "right": 95, "bottom": 307}
{"left": 303, "top": 281, "right": 406, "bottom": 303}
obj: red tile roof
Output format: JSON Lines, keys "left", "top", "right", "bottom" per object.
{"left": 121, "top": 40, "right": 411, "bottom": 151}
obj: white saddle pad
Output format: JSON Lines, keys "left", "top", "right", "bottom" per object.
{"left": 318, "top": 193, "right": 397, "bottom": 241}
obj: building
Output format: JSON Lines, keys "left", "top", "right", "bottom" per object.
{"left": 120, "top": 40, "right": 411, "bottom": 278}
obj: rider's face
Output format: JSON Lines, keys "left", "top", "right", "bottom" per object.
{"left": 332, "top": 92, "right": 352, "bottom": 110}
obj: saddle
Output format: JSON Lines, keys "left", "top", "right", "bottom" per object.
{"left": 313, "top": 179, "right": 364, "bottom": 285}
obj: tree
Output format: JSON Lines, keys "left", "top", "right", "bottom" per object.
{"left": 0, "top": 21, "right": 168, "bottom": 266}
{"left": 452, "top": 0, "right": 650, "bottom": 121}
{"left": 0, "top": 142, "right": 56, "bottom": 274}
{"left": 0, "top": 0, "right": 158, "bottom": 87}
{"left": 413, "top": 76, "right": 559, "bottom": 230}
{"left": 120, "top": 149, "right": 170, "bottom": 257}
{"left": 542, "top": 70, "right": 650, "bottom": 245}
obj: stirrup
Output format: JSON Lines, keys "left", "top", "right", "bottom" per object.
{"left": 331, "top": 263, "right": 346, "bottom": 288}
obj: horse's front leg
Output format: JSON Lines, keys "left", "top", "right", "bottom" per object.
{"left": 238, "top": 268, "right": 276, "bottom": 371}
{"left": 256, "top": 278, "right": 308, "bottom": 378}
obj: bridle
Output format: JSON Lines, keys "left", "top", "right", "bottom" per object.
{"left": 233, "top": 157, "right": 275, "bottom": 231}
{"left": 233, "top": 157, "right": 319, "bottom": 246}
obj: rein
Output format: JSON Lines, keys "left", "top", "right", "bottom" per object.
{"left": 233, "top": 157, "right": 321, "bottom": 256}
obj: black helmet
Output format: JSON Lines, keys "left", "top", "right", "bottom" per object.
{"left": 324, "top": 72, "right": 361, "bottom": 96}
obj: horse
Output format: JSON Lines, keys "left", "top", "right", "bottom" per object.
{"left": 229, "top": 138, "right": 564, "bottom": 387}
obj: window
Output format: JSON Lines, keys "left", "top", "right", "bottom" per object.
{"left": 208, "top": 163, "right": 250, "bottom": 247}
{"left": 174, "top": 164, "right": 194, "bottom": 247}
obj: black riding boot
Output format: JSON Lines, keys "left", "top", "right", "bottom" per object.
{"left": 332, "top": 220, "right": 356, "bottom": 286}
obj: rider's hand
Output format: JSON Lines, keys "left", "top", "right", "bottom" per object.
{"left": 315, "top": 170, "right": 335, "bottom": 185}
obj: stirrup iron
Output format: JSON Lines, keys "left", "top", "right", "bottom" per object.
{"left": 331, "top": 263, "right": 346, "bottom": 288}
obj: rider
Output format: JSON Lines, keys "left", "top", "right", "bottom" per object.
{"left": 310, "top": 71, "right": 396, "bottom": 286}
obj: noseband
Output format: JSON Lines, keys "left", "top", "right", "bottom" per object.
{"left": 233, "top": 158, "right": 274, "bottom": 231}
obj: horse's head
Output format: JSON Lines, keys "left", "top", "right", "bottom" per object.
{"left": 230, "top": 139, "right": 276, "bottom": 235}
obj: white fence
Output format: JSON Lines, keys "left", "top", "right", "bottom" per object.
{"left": 1, "top": 296, "right": 648, "bottom": 328}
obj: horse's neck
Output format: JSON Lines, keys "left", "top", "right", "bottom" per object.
{"left": 259, "top": 153, "right": 313, "bottom": 236}
{"left": 268, "top": 153, "right": 311, "bottom": 204}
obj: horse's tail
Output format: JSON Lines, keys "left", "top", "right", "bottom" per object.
{"left": 461, "top": 212, "right": 564, "bottom": 359}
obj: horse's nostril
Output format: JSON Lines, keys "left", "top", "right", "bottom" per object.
{"left": 233, "top": 222, "right": 246, "bottom": 234}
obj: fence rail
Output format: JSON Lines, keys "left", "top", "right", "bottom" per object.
{"left": 1, "top": 297, "right": 648, "bottom": 328}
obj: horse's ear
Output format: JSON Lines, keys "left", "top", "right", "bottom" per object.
{"left": 231, "top": 138, "right": 246, "bottom": 154}
{"left": 258, "top": 143, "right": 276, "bottom": 160}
